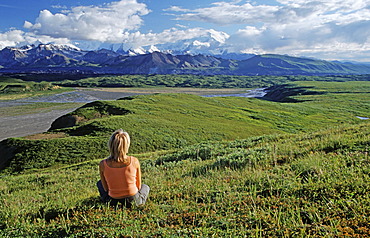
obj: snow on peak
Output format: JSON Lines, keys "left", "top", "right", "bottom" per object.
{"left": 148, "top": 45, "right": 160, "bottom": 53}
{"left": 128, "top": 47, "right": 147, "bottom": 56}
{"left": 208, "top": 29, "right": 229, "bottom": 44}
{"left": 55, "top": 44, "right": 81, "bottom": 51}
{"left": 193, "top": 40, "right": 211, "bottom": 47}
{"left": 36, "top": 43, "right": 81, "bottom": 52}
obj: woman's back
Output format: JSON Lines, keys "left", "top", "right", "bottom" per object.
{"left": 103, "top": 157, "right": 139, "bottom": 198}
{"left": 97, "top": 129, "right": 149, "bottom": 207}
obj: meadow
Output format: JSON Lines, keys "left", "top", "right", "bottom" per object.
{"left": 0, "top": 77, "right": 73, "bottom": 100}
{"left": 0, "top": 77, "right": 369, "bottom": 237}
{"left": 1, "top": 123, "right": 369, "bottom": 237}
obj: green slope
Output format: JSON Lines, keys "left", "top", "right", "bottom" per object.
{"left": 2, "top": 93, "right": 281, "bottom": 173}
{"left": 0, "top": 123, "right": 369, "bottom": 237}
{"left": 0, "top": 81, "right": 369, "bottom": 236}
{"left": 1, "top": 81, "right": 370, "bottom": 174}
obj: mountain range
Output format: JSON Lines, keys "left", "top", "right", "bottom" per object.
{"left": 1, "top": 43, "right": 370, "bottom": 76}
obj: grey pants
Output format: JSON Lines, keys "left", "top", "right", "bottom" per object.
{"left": 97, "top": 180, "right": 150, "bottom": 208}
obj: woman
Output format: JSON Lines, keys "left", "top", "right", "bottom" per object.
{"left": 97, "top": 129, "right": 150, "bottom": 208}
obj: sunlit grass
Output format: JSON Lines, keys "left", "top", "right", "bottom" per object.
{"left": 1, "top": 79, "right": 370, "bottom": 236}
{"left": 1, "top": 123, "right": 369, "bottom": 237}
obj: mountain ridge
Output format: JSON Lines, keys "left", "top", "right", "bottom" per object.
{"left": 1, "top": 44, "right": 370, "bottom": 76}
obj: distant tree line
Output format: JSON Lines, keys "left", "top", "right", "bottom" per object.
{"left": 54, "top": 74, "right": 370, "bottom": 88}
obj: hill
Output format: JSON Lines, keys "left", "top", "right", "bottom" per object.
{"left": 236, "top": 54, "right": 370, "bottom": 75}
{"left": 0, "top": 122, "right": 369, "bottom": 236}
{"left": 0, "top": 80, "right": 369, "bottom": 236}
{"left": 2, "top": 44, "right": 370, "bottom": 75}
{"left": 1, "top": 81, "right": 370, "bottom": 173}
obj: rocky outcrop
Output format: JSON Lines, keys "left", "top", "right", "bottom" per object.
{"left": 49, "top": 101, "right": 132, "bottom": 131}
{"left": 49, "top": 114, "right": 86, "bottom": 130}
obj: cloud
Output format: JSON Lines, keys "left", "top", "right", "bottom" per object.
{"left": 0, "top": 4, "right": 19, "bottom": 9}
{"left": 164, "top": 6, "right": 189, "bottom": 12}
{"left": 1, "top": 0, "right": 229, "bottom": 51}
{"left": 0, "top": 30, "right": 25, "bottom": 49}
{"left": 2, "top": 0, "right": 370, "bottom": 61}
{"left": 0, "top": 30, "right": 71, "bottom": 50}
{"left": 167, "top": 0, "right": 370, "bottom": 59}
{"left": 167, "top": 0, "right": 369, "bottom": 26}
{"left": 51, "top": 5, "right": 68, "bottom": 10}
{"left": 24, "top": 0, "right": 150, "bottom": 43}
{"left": 167, "top": 2, "right": 280, "bottom": 25}
{"left": 120, "top": 28, "right": 228, "bottom": 48}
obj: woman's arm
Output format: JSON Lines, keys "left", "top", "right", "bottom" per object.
{"left": 99, "top": 160, "right": 109, "bottom": 192}
{"left": 135, "top": 157, "right": 142, "bottom": 189}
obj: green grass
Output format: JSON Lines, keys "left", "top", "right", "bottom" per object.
{"left": 0, "top": 123, "right": 369, "bottom": 237}
{"left": 0, "top": 80, "right": 369, "bottom": 236}
{"left": 0, "top": 76, "right": 73, "bottom": 100}
{"left": 2, "top": 81, "right": 370, "bottom": 174}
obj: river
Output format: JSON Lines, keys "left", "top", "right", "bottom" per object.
{"left": 0, "top": 88, "right": 267, "bottom": 141}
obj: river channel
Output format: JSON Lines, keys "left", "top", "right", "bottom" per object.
{"left": 0, "top": 88, "right": 267, "bottom": 141}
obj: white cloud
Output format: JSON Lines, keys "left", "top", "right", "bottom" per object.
{"left": 164, "top": 6, "right": 189, "bottom": 12}
{"left": 1, "top": 0, "right": 229, "bottom": 52}
{"left": 25, "top": 0, "right": 150, "bottom": 43}
{"left": 0, "top": 30, "right": 25, "bottom": 49}
{"left": 0, "top": 30, "right": 71, "bottom": 50}
{"left": 2, "top": 0, "right": 370, "bottom": 61}
{"left": 121, "top": 28, "right": 227, "bottom": 48}
{"left": 167, "top": 0, "right": 370, "bottom": 60}
{"left": 167, "top": 2, "right": 280, "bottom": 25}
{"left": 51, "top": 5, "right": 68, "bottom": 10}
{"left": 167, "top": 0, "right": 370, "bottom": 26}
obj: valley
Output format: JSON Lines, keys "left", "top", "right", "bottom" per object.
{"left": 0, "top": 87, "right": 249, "bottom": 140}
{"left": 0, "top": 75, "right": 369, "bottom": 237}
{"left": 1, "top": 0, "right": 370, "bottom": 236}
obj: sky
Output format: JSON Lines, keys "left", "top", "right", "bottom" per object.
{"left": 0, "top": 0, "right": 370, "bottom": 61}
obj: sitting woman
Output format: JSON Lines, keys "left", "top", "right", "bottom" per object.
{"left": 97, "top": 129, "right": 150, "bottom": 208}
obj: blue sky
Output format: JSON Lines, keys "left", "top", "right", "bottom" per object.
{"left": 1, "top": 0, "right": 370, "bottom": 61}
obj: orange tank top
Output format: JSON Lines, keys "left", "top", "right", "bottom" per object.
{"left": 103, "top": 157, "right": 138, "bottom": 198}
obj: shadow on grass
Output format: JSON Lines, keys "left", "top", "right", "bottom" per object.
{"left": 262, "top": 84, "right": 326, "bottom": 102}
{"left": 30, "top": 196, "right": 102, "bottom": 223}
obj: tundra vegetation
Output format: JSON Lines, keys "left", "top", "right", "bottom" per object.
{"left": 0, "top": 77, "right": 72, "bottom": 100}
{"left": 0, "top": 75, "right": 369, "bottom": 237}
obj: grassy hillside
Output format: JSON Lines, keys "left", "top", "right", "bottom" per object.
{"left": 1, "top": 81, "right": 369, "bottom": 173}
{"left": 0, "top": 123, "right": 369, "bottom": 237}
{"left": 0, "top": 80, "right": 369, "bottom": 236}
{"left": 0, "top": 76, "right": 71, "bottom": 100}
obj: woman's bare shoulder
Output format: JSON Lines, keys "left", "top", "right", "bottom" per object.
{"left": 130, "top": 156, "right": 140, "bottom": 166}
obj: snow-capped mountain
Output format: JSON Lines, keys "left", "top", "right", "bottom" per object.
{"left": 0, "top": 43, "right": 85, "bottom": 67}
{"left": 73, "top": 29, "right": 236, "bottom": 58}
{"left": 2, "top": 43, "right": 370, "bottom": 76}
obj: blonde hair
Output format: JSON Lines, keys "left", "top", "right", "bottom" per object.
{"left": 108, "top": 129, "right": 131, "bottom": 163}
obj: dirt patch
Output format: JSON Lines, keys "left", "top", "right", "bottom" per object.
{"left": 0, "top": 108, "right": 78, "bottom": 141}
{"left": 24, "top": 132, "right": 67, "bottom": 140}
